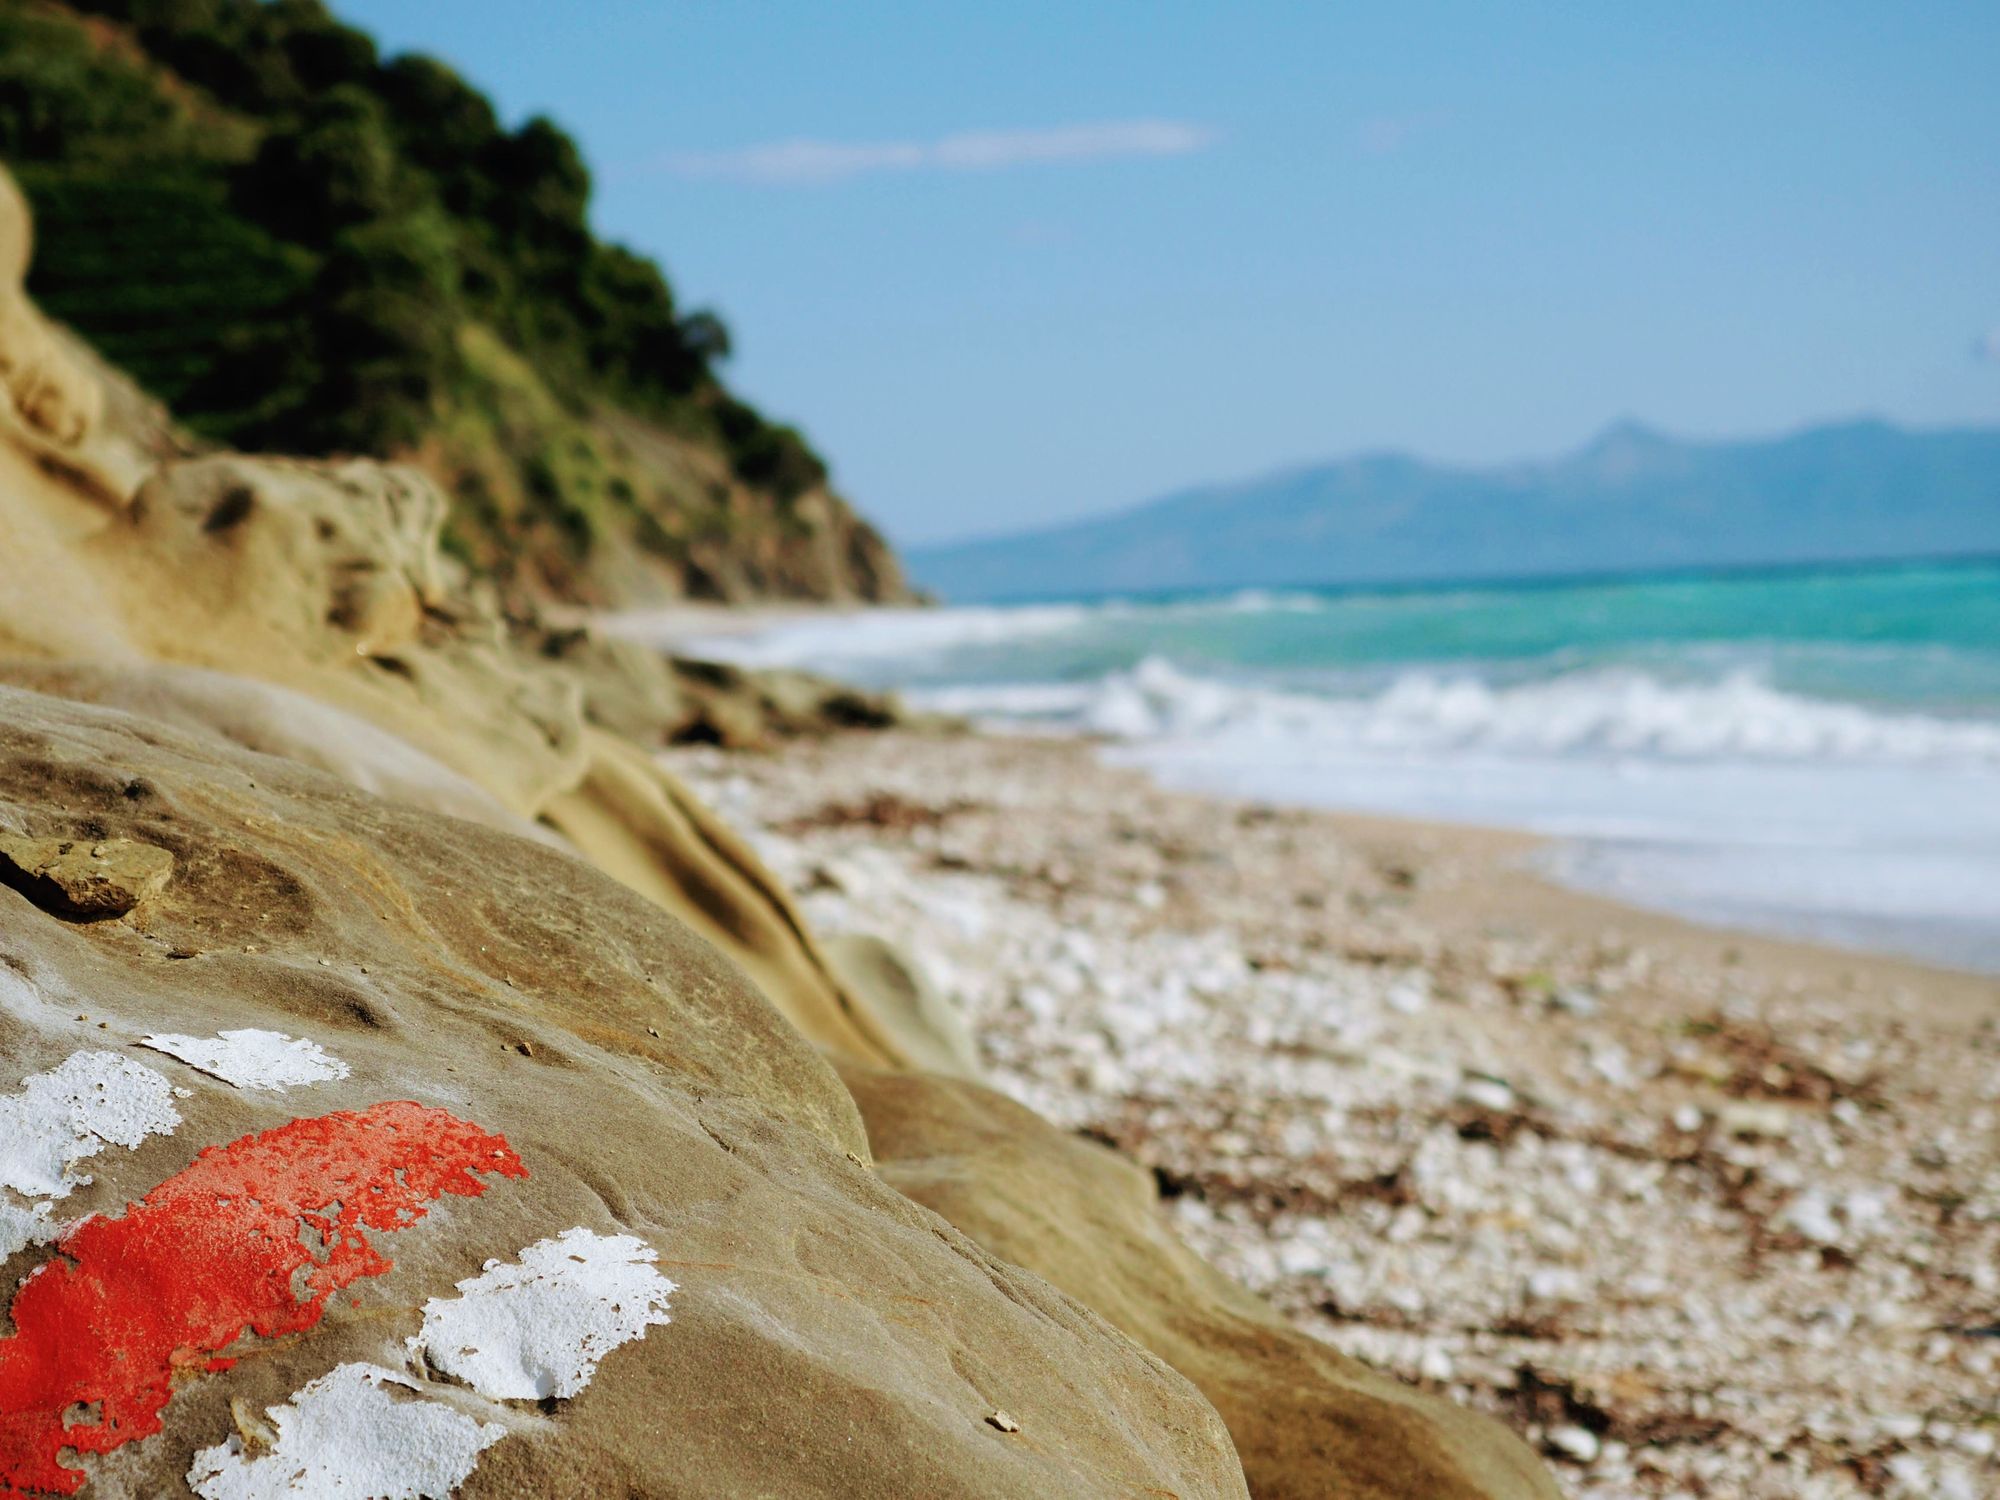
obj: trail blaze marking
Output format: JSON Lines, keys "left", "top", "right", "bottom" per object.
{"left": 137, "top": 1030, "right": 349, "bottom": 1092}
{"left": 0, "top": 1102, "right": 526, "bottom": 1496}
{"left": 0, "top": 1051, "right": 182, "bottom": 1261}
{"left": 0, "top": 1052, "right": 180, "bottom": 1202}
{"left": 187, "top": 1228, "right": 680, "bottom": 1500}
{"left": 409, "top": 1226, "right": 677, "bottom": 1400}
{"left": 185, "top": 1363, "right": 504, "bottom": 1500}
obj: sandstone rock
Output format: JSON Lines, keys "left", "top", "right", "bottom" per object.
{"left": 0, "top": 167, "right": 180, "bottom": 507}
{"left": 0, "top": 164, "right": 938, "bottom": 1074}
{"left": 534, "top": 624, "right": 917, "bottom": 749}
{"left": 839, "top": 1062, "right": 1560, "bottom": 1500}
{"left": 0, "top": 660, "right": 555, "bottom": 848}
{"left": 0, "top": 832, "right": 172, "bottom": 918}
{"left": 0, "top": 687, "right": 1247, "bottom": 1499}
{"left": 0, "top": 439, "right": 924, "bottom": 1070}
{"left": 823, "top": 932, "right": 985, "bottom": 1081}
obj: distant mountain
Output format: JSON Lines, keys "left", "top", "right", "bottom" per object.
{"left": 909, "top": 420, "right": 2000, "bottom": 601}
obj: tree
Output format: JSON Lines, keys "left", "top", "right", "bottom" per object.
{"left": 680, "top": 309, "right": 732, "bottom": 364}
{"left": 281, "top": 16, "right": 378, "bottom": 93}
{"left": 306, "top": 205, "right": 461, "bottom": 451}
{"left": 237, "top": 84, "right": 400, "bottom": 243}
{"left": 480, "top": 116, "right": 590, "bottom": 256}
{"left": 374, "top": 54, "right": 499, "bottom": 203}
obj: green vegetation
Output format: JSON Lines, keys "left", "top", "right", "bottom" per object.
{"left": 0, "top": 0, "right": 845, "bottom": 592}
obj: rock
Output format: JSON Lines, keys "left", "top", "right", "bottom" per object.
{"left": 1546, "top": 1425, "right": 1600, "bottom": 1464}
{"left": 0, "top": 687, "right": 1247, "bottom": 1499}
{"left": 0, "top": 424, "right": 931, "bottom": 1071}
{"left": 1458, "top": 1077, "right": 1517, "bottom": 1113}
{"left": 0, "top": 832, "right": 172, "bottom": 918}
{"left": 533, "top": 625, "right": 929, "bottom": 750}
{"left": 839, "top": 1061, "right": 1561, "bottom": 1500}
{"left": 823, "top": 932, "right": 985, "bottom": 1081}
{"left": 1717, "top": 1101, "right": 1794, "bottom": 1139}
{"left": 1387, "top": 978, "right": 1429, "bottom": 1015}
{"left": 1551, "top": 987, "right": 1599, "bottom": 1018}
{"left": 0, "top": 661, "right": 555, "bottom": 848}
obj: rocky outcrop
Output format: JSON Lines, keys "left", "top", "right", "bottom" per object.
{"left": 0, "top": 687, "right": 1245, "bottom": 1498}
{"left": 532, "top": 624, "right": 928, "bottom": 750}
{"left": 0, "top": 437, "right": 943, "bottom": 1068}
{"left": 841, "top": 1065, "right": 1562, "bottom": 1500}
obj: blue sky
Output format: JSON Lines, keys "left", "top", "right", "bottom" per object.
{"left": 340, "top": 1, "right": 2000, "bottom": 546}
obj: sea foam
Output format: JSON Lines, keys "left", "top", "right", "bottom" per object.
{"left": 921, "top": 657, "right": 2000, "bottom": 767}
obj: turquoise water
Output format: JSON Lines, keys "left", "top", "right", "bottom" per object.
{"left": 814, "top": 560, "right": 2000, "bottom": 717}
{"left": 629, "top": 558, "right": 2000, "bottom": 972}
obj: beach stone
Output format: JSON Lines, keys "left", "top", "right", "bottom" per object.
{"left": 1458, "top": 1077, "right": 1517, "bottom": 1113}
{"left": 1551, "top": 986, "right": 1600, "bottom": 1017}
{"left": 1718, "top": 1101, "right": 1794, "bottom": 1139}
{"left": 1546, "top": 1425, "right": 1600, "bottom": 1464}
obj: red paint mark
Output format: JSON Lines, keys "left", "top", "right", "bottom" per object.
{"left": 0, "top": 1102, "right": 526, "bottom": 1495}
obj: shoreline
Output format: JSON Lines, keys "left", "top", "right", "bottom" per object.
{"left": 610, "top": 586, "right": 2000, "bottom": 981}
{"left": 674, "top": 728, "right": 1999, "bottom": 1498}
{"left": 1325, "top": 806, "right": 2000, "bottom": 1018}
{"left": 1128, "top": 740, "right": 2000, "bottom": 993}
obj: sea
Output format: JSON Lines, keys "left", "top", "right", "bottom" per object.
{"left": 645, "top": 558, "right": 2000, "bottom": 975}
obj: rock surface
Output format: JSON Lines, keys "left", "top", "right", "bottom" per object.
{"left": 842, "top": 1063, "right": 1558, "bottom": 1500}
{"left": 0, "top": 687, "right": 1246, "bottom": 1499}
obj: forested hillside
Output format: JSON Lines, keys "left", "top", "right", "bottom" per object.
{"left": 0, "top": 0, "right": 910, "bottom": 604}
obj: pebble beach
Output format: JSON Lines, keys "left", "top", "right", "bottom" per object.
{"left": 677, "top": 730, "right": 2000, "bottom": 1499}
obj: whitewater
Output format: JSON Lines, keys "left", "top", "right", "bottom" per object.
{"left": 618, "top": 559, "right": 2000, "bottom": 973}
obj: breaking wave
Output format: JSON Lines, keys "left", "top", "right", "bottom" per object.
{"left": 916, "top": 656, "right": 2000, "bottom": 766}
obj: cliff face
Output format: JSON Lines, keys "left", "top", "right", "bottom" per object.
{"left": 413, "top": 330, "right": 911, "bottom": 606}
{"left": 0, "top": 0, "right": 914, "bottom": 608}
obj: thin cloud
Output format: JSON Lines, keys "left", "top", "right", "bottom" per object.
{"left": 660, "top": 119, "right": 1215, "bottom": 185}
{"left": 1356, "top": 111, "right": 1448, "bottom": 157}
{"left": 1977, "top": 326, "right": 2000, "bottom": 362}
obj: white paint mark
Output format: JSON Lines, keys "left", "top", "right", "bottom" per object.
{"left": 186, "top": 1363, "right": 504, "bottom": 1500}
{"left": 0, "top": 1050, "right": 180, "bottom": 1201}
{"left": 410, "top": 1227, "right": 676, "bottom": 1400}
{"left": 138, "top": 1029, "right": 350, "bottom": 1091}
{"left": 0, "top": 1196, "right": 57, "bottom": 1261}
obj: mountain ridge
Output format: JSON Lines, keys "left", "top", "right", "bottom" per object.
{"left": 909, "top": 418, "right": 2000, "bottom": 601}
